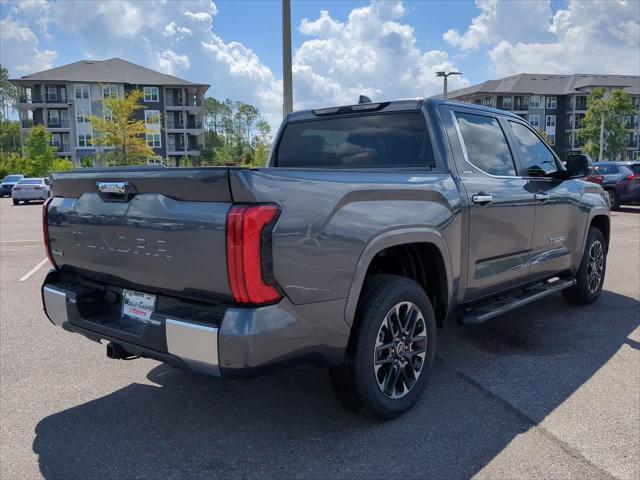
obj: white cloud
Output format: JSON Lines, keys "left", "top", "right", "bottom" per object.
{"left": 0, "top": 18, "right": 57, "bottom": 73}
{"left": 291, "top": 0, "right": 468, "bottom": 110}
{"left": 489, "top": 0, "right": 640, "bottom": 76}
{"left": 443, "top": 0, "right": 551, "bottom": 51}
{"left": 162, "top": 21, "right": 193, "bottom": 41}
{"left": 184, "top": 11, "right": 213, "bottom": 25}
{"left": 156, "top": 49, "right": 191, "bottom": 75}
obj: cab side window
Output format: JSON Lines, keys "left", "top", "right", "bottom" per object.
{"left": 509, "top": 121, "right": 559, "bottom": 177}
{"left": 454, "top": 112, "right": 517, "bottom": 176}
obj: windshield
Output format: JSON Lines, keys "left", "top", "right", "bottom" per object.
{"left": 3, "top": 175, "right": 23, "bottom": 182}
{"left": 17, "top": 179, "right": 43, "bottom": 185}
{"left": 275, "top": 112, "right": 435, "bottom": 168}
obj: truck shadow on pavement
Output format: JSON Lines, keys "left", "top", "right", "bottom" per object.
{"left": 33, "top": 290, "right": 639, "bottom": 480}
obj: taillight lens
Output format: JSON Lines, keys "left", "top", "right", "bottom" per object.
{"left": 226, "top": 204, "right": 281, "bottom": 305}
{"left": 42, "top": 197, "right": 58, "bottom": 269}
{"left": 12, "top": 187, "right": 21, "bottom": 191}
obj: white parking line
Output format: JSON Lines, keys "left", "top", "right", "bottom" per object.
{"left": 19, "top": 258, "right": 49, "bottom": 282}
{"left": 613, "top": 221, "right": 640, "bottom": 227}
{"left": 611, "top": 236, "right": 640, "bottom": 243}
{"left": 1, "top": 239, "right": 41, "bottom": 244}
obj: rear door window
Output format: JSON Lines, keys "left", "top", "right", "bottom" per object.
{"left": 454, "top": 112, "right": 517, "bottom": 176}
{"left": 275, "top": 112, "right": 434, "bottom": 168}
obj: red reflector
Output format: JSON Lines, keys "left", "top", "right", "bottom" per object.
{"left": 42, "top": 197, "right": 57, "bottom": 269}
{"left": 226, "top": 205, "right": 281, "bottom": 305}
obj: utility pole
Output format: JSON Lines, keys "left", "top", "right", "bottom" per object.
{"left": 599, "top": 113, "right": 604, "bottom": 161}
{"left": 282, "top": 0, "right": 293, "bottom": 116}
{"left": 436, "top": 71, "right": 461, "bottom": 99}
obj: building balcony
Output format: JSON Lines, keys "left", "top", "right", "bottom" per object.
{"left": 47, "top": 119, "right": 70, "bottom": 129}
{"left": 52, "top": 142, "right": 71, "bottom": 154}
{"left": 166, "top": 119, "right": 203, "bottom": 130}
{"left": 167, "top": 144, "right": 203, "bottom": 155}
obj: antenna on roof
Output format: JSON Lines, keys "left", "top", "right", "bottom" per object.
{"left": 358, "top": 95, "right": 372, "bottom": 104}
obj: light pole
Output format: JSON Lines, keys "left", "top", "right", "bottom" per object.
{"left": 436, "top": 71, "right": 461, "bottom": 100}
{"left": 282, "top": 0, "right": 293, "bottom": 116}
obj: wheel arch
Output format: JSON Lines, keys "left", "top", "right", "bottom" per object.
{"left": 344, "top": 228, "right": 453, "bottom": 328}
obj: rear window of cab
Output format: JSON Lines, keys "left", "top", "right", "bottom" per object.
{"left": 275, "top": 112, "right": 435, "bottom": 169}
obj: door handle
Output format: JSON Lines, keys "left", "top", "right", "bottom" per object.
{"left": 535, "top": 193, "right": 550, "bottom": 202}
{"left": 472, "top": 193, "right": 493, "bottom": 205}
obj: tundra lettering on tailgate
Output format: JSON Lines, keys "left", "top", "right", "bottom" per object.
{"left": 72, "top": 230, "right": 172, "bottom": 258}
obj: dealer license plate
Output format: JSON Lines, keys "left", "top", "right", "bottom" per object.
{"left": 121, "top": 289, "right": 156, "bottom": 323}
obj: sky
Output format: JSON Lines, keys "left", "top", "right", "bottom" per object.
{"left": 1, "top": 0, "right": 639, "bottom": 128}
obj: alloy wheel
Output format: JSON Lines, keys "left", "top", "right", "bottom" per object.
{"left": 373, "top": 302, "right": 427, "bottom": 399}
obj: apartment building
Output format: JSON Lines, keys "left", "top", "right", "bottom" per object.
{"left": 445, "top": 74, "right": 640, "bottom": 160}
{"left": 10, "top": 58, "right": 209, "bottom": 166}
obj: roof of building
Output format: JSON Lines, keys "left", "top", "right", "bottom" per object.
{"left": 446, "top": 73, "right": 640, "bottom": 98}
{"left": 10, "top": 58, "right": 208, "bottom": 87}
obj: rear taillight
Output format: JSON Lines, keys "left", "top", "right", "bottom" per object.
{"left": 12, "top": 187, "right": 21, "bottom": 191}
{"left": 226, "top": 204, "right": 281, "bottom": 305}
{"left": 42, "top": 197, "right": 57, "bottom": 269}
{"left": 34, "top": 186, "right": 44, "bottom": 190}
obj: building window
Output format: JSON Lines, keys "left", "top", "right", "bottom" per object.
{"left": 529, "top": 115, "right": 540, "bottom": 128}
{"left": 574, "top": 96, "right": 587, "bottom": 110}
{"left": 483, "top": 97, "right": 493, "bottom": 107}
{"left": 144, "top": 87, "right": 159, "bottom": 102}
{"left": 530, "top": 95, "right": 541, "bottom": 108}
{"left": 102, "top": 85, "right": 118, "bottom": 99}
{"left": 144, "top": 109, "right": 161, "bottom": 126}
{"left": 546, "top": 96, "right": 557, "bottom": 109}
{"left": 76, "top": 109, "right": 90, "bottom": 123}
{"left": 146, "top": 133, "right": 162, "bottom": 148}
{"left": 77, "top": 133, "right": 92, "bottom": 147}
{"left": 547, "top": 133, "right": 555, "bottom": 145}
{"left": 46, "top": 110, "right": 60, "bottom": 126}
{"left": 103, "top": 108, "right": 113, "bottom": 122}
{"left": 74, "top": 85, "right": 90, "bottom": 100}
{"left": 546, "top": 115, "right": 556, "bottom": 127}
{"left": 45, "top": 85, "right": 58, "bottom": 101}
{"left": 501, "top": 96, "right": 513, "bottom": 110}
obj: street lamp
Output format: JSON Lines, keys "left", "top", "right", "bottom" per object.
{"left": 436, "top": 71, "right": 461, "bottom": 100}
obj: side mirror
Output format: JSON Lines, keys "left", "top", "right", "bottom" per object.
{"left": 565, "top": 154, "right": 590, "bottom": 178}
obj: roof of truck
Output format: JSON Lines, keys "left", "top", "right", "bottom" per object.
{"left": 286, "top": 97, "right": 520, "bottom": 122}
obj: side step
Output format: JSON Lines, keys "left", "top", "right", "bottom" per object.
{"left": 461, "top": 277, "right": 577, "bottom": 326}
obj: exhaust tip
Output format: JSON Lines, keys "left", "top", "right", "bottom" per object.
{"left": 106, "top": 342, "right": 137, "bottom": 360}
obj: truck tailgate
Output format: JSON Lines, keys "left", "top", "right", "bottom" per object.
{"left": 47, "top": 168, "right": 233, "bottom": 301}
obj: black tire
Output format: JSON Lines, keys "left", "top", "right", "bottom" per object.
{"left": 562, "top": 227, "right": 606, "bottom": 305}
{"left": 606, "top": 189, "right": 620, "bottom": 211}
{"left": 12, "top": 199, "right": 19, "bottom": 205}
{"left": 330, "top": 274, "right": 437, "bottom": 420}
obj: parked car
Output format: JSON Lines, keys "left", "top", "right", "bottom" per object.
{"left": 41, "top": 98, "right": 609, "bottom": 419}
{"left": 0, "top": 174, "right": 24, "bottom": 197}
{"left": 593, "top": 161, "right": 640, "bottom": 210}
{"left": 11, "top": 178, "right": 51, "bottom": 205}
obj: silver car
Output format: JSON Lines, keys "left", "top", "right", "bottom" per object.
{"left": 12, "top": 178, "right": 51, "bottom": 205}
{"left": 1, "top": 174, "right": 24, "bottom": 197}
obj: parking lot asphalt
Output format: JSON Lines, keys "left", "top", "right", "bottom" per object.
{"left": 0, "top": 197, "right": 638, "bottom": 480}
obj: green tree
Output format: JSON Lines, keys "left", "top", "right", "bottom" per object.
{"left": 51, "top": 157, "right": 73, "bottom": 172}
{"left": 0, "top": 120, "right": 21, "bottom": 154}
{"left": 89, "top": 89, "right": 155, "bottom": 165}
{"left": 0, "top": 152, "right": 29, "bottom": 179}
{"left": 577, "top": 88, "right": 636, "bottom": 160}
{"left": 0, "top": 65, "right": 17, "bottom": 121}
{"left": 24, "top": 125, "right": 57, "bottom": 176}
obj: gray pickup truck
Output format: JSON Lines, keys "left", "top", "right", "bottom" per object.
{"left": 41, "top": 99, "right": 609, "bottom": 419}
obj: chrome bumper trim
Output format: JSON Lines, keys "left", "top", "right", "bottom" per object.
{"left": 43, "top": 286, "right": 69, "bottom": 326}
{"left": 166, "top": 319, "right": 220, "bottom": 376}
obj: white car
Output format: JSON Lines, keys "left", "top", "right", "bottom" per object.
{"left": 11, "top": 178, "right": 51, "bottom": 205}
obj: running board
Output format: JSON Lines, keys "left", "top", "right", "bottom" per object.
{"left": 461, "top": 278, "right": 577, "bottom": 326}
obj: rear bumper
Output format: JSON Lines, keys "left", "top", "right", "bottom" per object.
{"left": 42, "top": 274, "right": 350, "bottom": 378}
{"left": 12, "top": 190, "right": 48, "bottom": 200}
